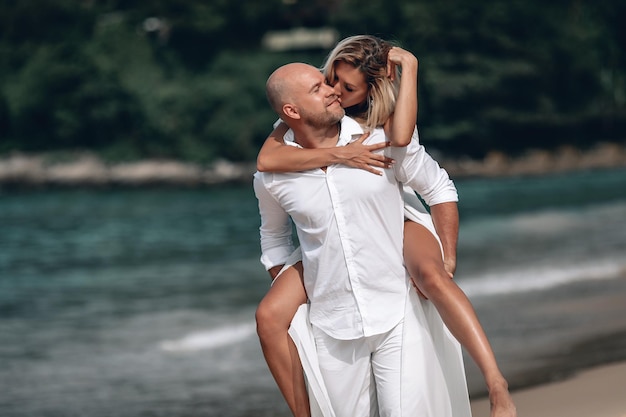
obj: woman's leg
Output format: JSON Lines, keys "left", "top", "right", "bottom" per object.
{"left": 255, "top": 262, "right": 310, "bottom": 417}
{"left": 403, "top": 221, "right": 516, "bottom": 417}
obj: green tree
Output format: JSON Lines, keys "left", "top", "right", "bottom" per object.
{"left": 0, "top": 0, "right": 624, "bottom": 162}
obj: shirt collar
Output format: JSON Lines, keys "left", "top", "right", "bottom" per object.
{"left": 283, "top": 116, "right": 364, "bottom": 148}
{"left": 337, "top": 116, "right": 364, "bottom": 146}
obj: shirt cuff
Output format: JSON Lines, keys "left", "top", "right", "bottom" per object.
{"left": 260, "top": 245, "right": 296, "bottom": 271}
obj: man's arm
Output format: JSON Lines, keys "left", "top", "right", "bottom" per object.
{"left": 267, "top": 264, "right": 286, "bottom": 281}
{"left": 429, "top": 202, "right": 459, "bottom": 276}
{"left": 391, "top": 128, "right": 459, "bottom": 274}
{"left": 253, "top": 172, "right": 296, "bottom": 275}
{"left": 390, "top": 128, "right": 458, "bottom": 206}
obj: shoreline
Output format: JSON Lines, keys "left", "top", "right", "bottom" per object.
{"left": 467, "top": 326, "right": 626, "bottom": 398}
{"left": 470, "top": 360, "right": 626, "bottom": 417}
{"left": 465, "top": 272, "right": 626, "bottom": 404}
{"left": 1, "top": 141, "right": 625, "bottom": 188}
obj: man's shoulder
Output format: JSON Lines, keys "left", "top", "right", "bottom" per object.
{"left": 254, "top": 171, "right": 285, "bottom": 196}
{"left": 253, "top": 170, "right": 275, "bottom": 185}
{"left": 254, "top": 170, "right": 299, "bottom": 186}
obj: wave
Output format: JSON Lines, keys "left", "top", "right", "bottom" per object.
{"left": 458, "top": 258, "right": 626, "bottom": 298}
{"left": 159, "top": 322, "right": 256, "bottom": 352}
{"left": 461, "top": 200, "right": 626, "bottom": 242}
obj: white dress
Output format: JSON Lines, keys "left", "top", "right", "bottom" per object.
{"left": 278, "top": 186, "right": 472, "bottom": 417}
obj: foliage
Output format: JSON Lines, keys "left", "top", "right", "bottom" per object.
{"left": 332, "top": 0, "right": 626, "bottom": 155}
{"left": 0, "top": 0, "right": 624, "bottom": 161}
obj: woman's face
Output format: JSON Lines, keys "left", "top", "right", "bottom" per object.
{"left": 331, "top": 61, "right": 369, "bottom": 109}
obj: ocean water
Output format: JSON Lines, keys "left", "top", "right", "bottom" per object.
{"left": 1, "top": 168, "right": 626, "bottom": 417}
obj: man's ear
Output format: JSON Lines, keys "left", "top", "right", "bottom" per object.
{"left": 283, "top": 104, "right": 300, "bottom": 120}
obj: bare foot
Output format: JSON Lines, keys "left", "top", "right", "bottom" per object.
{"left": 489, "top": 383, "right": 517, "bottom": 417}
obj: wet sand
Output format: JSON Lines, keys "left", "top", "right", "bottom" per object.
{"left": 470, "top": 361, "right": 626, "bottom": 417}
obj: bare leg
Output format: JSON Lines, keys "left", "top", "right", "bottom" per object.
{"left": 403, "top": 221, "right": 517, "bottom": 417}
{"left": 255, "top": 262, "right": 310, "bottom": 417}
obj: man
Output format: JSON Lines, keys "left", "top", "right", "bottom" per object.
{"left": 254, "top": 62, "right": 467, "bottom": 416}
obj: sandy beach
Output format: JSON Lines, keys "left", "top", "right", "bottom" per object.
{"left": 470, "top": 361, "right": 626, "bottom": 417}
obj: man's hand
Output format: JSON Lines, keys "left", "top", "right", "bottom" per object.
{"left": 338, "top": 133, "right": 394, "bottom": 175}
{"left": 268, "top": 264, "right": 285, "bottom": 281}
{"left": 443, "top": 257, "right": 456, "bottom": 278}
{"left": 409, "top": 277, "right": 428, "bottom": 299}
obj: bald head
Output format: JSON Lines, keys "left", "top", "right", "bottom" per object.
{"left": 265, "top": 62, "right": 344, "bottom": 134}
{"left": 266, "top": 63, "right": 321, "bottom": 116}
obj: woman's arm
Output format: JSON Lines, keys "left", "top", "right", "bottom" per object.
{"left": 257, "top": 122, "right": 394, "bottom": 175}
{"left": 384, "top": 47, "right": 418, "bottom": 147}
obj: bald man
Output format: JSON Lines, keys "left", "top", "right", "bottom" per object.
{"left": 254, "top": 63, "right": 462, "bottom": 417}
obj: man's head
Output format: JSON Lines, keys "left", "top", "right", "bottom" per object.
{"left": 266, "top": 63, "right": 344, "bottom": 130}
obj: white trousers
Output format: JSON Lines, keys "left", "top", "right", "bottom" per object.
{"left": 289, "top": 288, "right": 472, "bottom": 417}
{"left": 312, "top": 320, "right": 404, "bottom": 417}
{"left": 283, "top": 198, "right": 471, "bottom": 416}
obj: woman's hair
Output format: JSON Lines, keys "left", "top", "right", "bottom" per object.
{"left": 321, "top": 35, "right": 400, "bottom": 131}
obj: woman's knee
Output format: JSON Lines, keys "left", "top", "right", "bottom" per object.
{"left": 256, "top": 263, "right": 307, "bottom": 337}
{"left": 411, "top": 261, "right": 450, "bottom": 295}
{"left": 255, "top": 296, "right": 287, "bottom": 335}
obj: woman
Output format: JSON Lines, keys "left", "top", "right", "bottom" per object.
{"left": 256, "top": 35, "right": 516, "bottom": 417}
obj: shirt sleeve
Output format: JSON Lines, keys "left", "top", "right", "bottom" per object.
{"left": 390, "top": 127, "right": 459, "bottom": 206}
{"left": 253, "top": 171, "right": 296, "bottom": 270}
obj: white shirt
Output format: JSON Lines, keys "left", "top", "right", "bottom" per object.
{"left": 254, "top": 116, "right": 457, "bottom": 339}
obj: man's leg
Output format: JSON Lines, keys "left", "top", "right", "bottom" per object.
{"left": 363, "top": 317, "right": 449, "bottom": 417}
{"left": 311, "top": 325, "right": 377, "bottom": 417}
{"left": 369, "top": 322, "right": 403, "bottom": 417}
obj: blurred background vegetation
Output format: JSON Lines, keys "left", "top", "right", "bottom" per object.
{"left": 0, "top": 0, "right": 624, "bottom": 163}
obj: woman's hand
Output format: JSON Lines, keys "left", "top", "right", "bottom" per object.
{"left": 338, "top": 133, "right": 394, "bottom": 175}
{"left": 386, "top": 46, "right": 418, "bottom": 81}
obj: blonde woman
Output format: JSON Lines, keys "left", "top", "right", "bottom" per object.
{"left": 255, "top": 35, "right": 516, "bottom": 417}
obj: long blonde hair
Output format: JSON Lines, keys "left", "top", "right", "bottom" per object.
{"left": 321, "top": 35, "right": 400, "bottom": 131}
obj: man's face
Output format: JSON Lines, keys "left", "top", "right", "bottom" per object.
{"left": 293, "top": 67, "right": 345, "bottom": 128}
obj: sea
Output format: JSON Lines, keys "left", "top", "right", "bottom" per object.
{"left": 1, "top": 168, "right": 626, "bottom": 417}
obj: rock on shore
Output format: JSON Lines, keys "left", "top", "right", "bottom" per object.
{"left": 1, "top": 142, "right": 625, "bottom": 188}
{"left": 441, "top": 142, "right": 626, "bottom": 178}
{"left": 0, "top": 153, "right": 256, "bottom": 187}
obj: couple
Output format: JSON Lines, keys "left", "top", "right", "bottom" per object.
{"left": 254, "top": 35, "right": 516, "bottom": 417}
